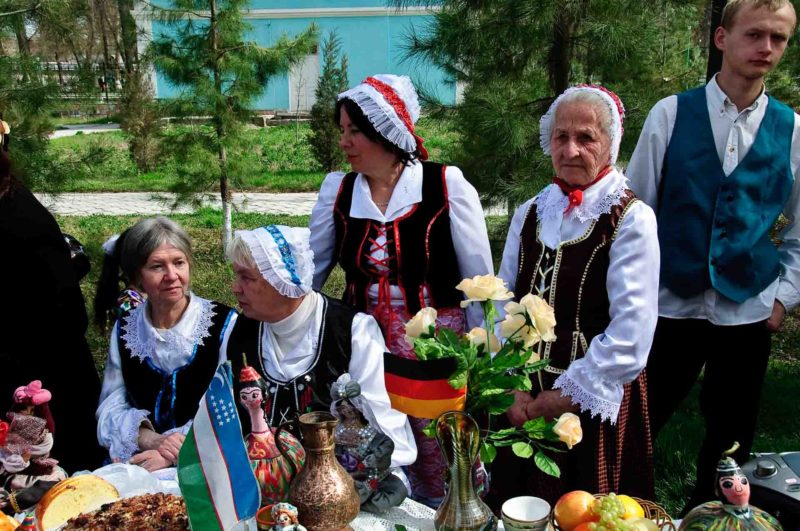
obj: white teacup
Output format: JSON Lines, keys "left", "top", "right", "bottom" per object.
{"left": 501, "top": 496, "right": 551, "bottom": 531}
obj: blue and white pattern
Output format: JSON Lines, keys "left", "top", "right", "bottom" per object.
{"left": 264, "top": 225, "right": 302, "bottom": 286}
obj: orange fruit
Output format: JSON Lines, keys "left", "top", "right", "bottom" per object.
{"left": 553, "top": 490, "right": 598, "bottom": 531}
{"left": 573, "top": 523, "right": 594, "bottom": 531}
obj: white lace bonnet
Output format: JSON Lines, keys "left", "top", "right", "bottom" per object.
{"left": 539, "top": 84, "right": 626, "bottom": 165}
{"left": 235, "top": 225, "right": 314, "bottom": 298}
{"left": 329, "top": 373, "right": 382, "bottom": 434}
{"left": 337, "top": 74, "right": 429, "bottom": 160}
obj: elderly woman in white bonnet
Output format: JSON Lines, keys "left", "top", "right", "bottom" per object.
{"left": 225, "top": 225, "right": 416, "bottom": 472}
{"left": 489, "top": 85, "right": 660, "bottom": 506}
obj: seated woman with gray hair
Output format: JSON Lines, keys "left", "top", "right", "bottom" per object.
{"left": 225, "top": 225, "right": 416, "bottom": 475}
{"left": 96, "top": 217, "right": 237, "bottom": 471}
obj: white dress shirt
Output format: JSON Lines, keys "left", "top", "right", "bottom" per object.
{"left": 256, "top": 291, "right": 417, "bottom": 468}
{"left": 627, "top": 75, "right": 800, "bottom": 325}
{"left": 309, "top": 161, "right": 494, "bottom": 329}
{"left": 498, "top": 169, "right": 660, "bottom": 423}
{"left": 97, "top": 293, "right": 237, "bottom": 461}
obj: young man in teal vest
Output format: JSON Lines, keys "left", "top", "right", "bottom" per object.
{"left": 628, "top": 0, "right": 799, "bottom": 511}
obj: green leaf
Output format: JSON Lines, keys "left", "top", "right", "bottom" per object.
{"left": 421, "top": 419, "right": 437, "bottom": 438}
{"left": 480, "top": 442, "right": 497, "bottom": 464}
{"left": 448, "top": 369, "right": 468, "bottom": 390}
{"left": 486, "top": 393, "right": 515, "bottom": 414}
{"left": 523, "top": 417, "right": 549, "bottom": 439}
{"left": 520, "top": 358, "right": 551, "bottom": 373}
{"left": 534, "top": 451, "right": 561, "bottom": 478}
{"left": 512, "top": 441, "right": 534, "bottom": 458}
{"left": 489, "top": 426, "right": 521, "bottom": 438}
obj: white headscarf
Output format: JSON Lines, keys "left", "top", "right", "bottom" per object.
{"left": 235, "top": 225, "right": 314, "bottom": 298}
{"left": 539, "top": 84, "right": 626, "bottom": 165}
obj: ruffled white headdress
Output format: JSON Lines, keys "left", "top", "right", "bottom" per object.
{"left": 539, "top": 84, "right": 626, "bottom": 165}
{"left": 337, "top": 74, "right": 429, "bottom": 160}
{"left": 235, "top": 225, "right": 314, "bottom": 298}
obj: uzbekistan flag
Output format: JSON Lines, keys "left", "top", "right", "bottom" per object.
{"left": 178, "top": 363, "right": 260, "bottom": 531}
{"left": 383, "top": 353, "right": 466, "bottom": 419}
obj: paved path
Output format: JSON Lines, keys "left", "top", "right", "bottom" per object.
{"left": 34, "top": 191, "right": 320, "bottom": 216}
{"left": 49, "top": 124, "right": 121, "bottom": 139}
{"left": 34, "top": 191, "right": 509, "bottom": 217}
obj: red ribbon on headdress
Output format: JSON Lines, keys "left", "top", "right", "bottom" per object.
{"left": 553, "top": 165, "right": 613, "bottom": 213}
{"left": 575, "top": 83, "right": 625, "bottom": 134}
{"left": 363, "top": 77, "right": 429, "bottom": 160}
{"left": 0, "top": 421, "right": 8, "bottom": 447}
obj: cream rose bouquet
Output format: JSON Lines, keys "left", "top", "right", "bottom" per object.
{"left": 405, "top": 274, "right": 581, "bottom": 477}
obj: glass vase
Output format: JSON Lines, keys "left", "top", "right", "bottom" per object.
{"left": 434, "top": 411, "right": 497, "bottom": 531}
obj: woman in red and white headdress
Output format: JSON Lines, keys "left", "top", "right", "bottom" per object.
{"left": 309, "top": 74, "right": 493, "bottom": 506}
{"left": 491, "top": 85, "right": 660, "bottom": 505}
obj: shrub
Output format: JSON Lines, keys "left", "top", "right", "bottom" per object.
{"left": 309, "top": 31, "right": 348, "bottom": 173}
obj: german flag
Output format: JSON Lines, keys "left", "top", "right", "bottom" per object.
{"left": 383, "top": 353, "right": 466, "bottom": 419}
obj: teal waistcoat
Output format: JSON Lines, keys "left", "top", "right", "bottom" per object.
{"left": 657, "top": 87, "right": 794, "bottom": 304}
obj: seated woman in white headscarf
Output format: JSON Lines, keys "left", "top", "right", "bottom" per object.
{"left": 224, "top": 225, "right": 416, "bottom": 473}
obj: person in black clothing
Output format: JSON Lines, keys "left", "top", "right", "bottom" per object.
{"left": 0, "top": 148, "right": 105, "bottom": 473}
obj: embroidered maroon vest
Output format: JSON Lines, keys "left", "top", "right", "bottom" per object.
{"left": 333, "top": 161, "right": 462, "bottom": 315}
{"left": 514, "top": 189, "right": 637, "bottom": 391}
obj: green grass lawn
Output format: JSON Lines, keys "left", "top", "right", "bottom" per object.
{"left": 58, "top": 210, "right": 799, "bottom": 516}
{"left": 45, "top": 117, "right": 457, "bottom": 193}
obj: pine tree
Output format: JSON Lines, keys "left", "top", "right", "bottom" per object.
{"left": 149, "top": 0, "right": 317, "bottom": 249}
{"left": 393, "top": 0, "right": 708, "bottom": 207}
{"left": 309, "top": 31, "right": 349, "bottom": 173}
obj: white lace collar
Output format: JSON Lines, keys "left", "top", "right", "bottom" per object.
{"left": 349, "top": 161, "right": 422, "bottom": 222}
{"left": 534, "top": 168, "right": 629, "bottom": 224}
{"left": 121, "top": 292, "right": 216, "bottom": 363}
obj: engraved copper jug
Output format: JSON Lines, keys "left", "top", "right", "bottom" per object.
{"left": 285, "top": 411, "right": 360, "bottom": 530}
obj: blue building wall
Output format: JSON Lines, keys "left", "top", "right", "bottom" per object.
{"left": 149, "top": 3, "right": 454, "bottom": 110}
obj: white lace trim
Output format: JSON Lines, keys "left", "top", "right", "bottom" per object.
{"left": 112, "top": 409, "right": 151, "bottom": 462}
{"left": 553, "top": 372, "right": 620, "bottom": 424}
{"left": 338, "top": 83, "right": 417, "bottom": 154}
{"left": 534, "top": 179, "right": 629, "bottom": 224}
{"left": 120, "top": 297, "right": 216, "bottom": 363}
{"left": 539, "top": 85, "right": 625, "bottom": 164}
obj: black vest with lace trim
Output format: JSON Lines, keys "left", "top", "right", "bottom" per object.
{"left": 514, "top": 189, "right": 637, "bottom": 391}
{"left": 118, "top": 301, "right": 236, "bottom": 433}
{"left": 333, "top": 161, "right": 462, "bottom": 316}
{"left": 227, "top": 294, "right": 357, "bottom": 431}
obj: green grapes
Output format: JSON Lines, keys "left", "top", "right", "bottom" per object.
{"left": 588, "top": 493, "right": 635, "bottom": 531}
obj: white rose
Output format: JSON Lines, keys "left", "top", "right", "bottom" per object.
{"left": 518, "top": 294, "right": 557, "bottom": 342}
{"left": 499, "top": 313, "right": 541, "bottom": 348}
{"left": 404, "top": 307, "right": 438, "bottom": 346}
{"left": 456, "top": 275, "right": 514, "bottom": 308}
{"left": 465, "top": 327, "right": 501, "bottom": 353}
{"left": 553, "top": 412, "right": 582, "bottom": 449}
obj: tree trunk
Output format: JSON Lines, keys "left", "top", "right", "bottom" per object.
{"left": 117, "top": 0, "right": 138, "bottom": 73}
{"left": 547, "top": 2, "right": 578, "bottom": 95}
{"left": 209, "top": 0, "right": 232, "bottom": 250}
{"left": 706, "top": 0, "right": 725, "bottom": 81}
{"left": 13, "top": 15, "right": 30, "bottom": 56}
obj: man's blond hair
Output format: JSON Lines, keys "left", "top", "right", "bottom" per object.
{"left": 721, "top": 0, "right": 797, "bottom": 30}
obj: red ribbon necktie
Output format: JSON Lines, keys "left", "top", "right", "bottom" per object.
{"left": 553, "top": 166, "right": 613, "bottom": 213}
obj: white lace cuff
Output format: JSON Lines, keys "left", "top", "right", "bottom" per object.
{"left": 109, "top": 409, "right": 151, "bottom": 462}
{"left": 553, "top": 369, "right": 622, "bottom": 424}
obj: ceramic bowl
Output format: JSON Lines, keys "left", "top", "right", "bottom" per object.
{"left": 502, "top": 496, "right": 551, "bottom": 531}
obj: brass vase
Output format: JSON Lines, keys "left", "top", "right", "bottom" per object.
{"left": 434, "top": 411, "right": 497, "bottom": 531}
{"left": 286, "top": 412, "right": 360, "bottom": 530}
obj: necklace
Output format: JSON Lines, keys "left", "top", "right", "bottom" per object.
{"left": 374, "top": 200, "right": 389, "bottom": 208}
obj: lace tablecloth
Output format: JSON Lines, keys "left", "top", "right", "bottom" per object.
{"left": 352, "top": 498, "right": 436, "bottom": 530}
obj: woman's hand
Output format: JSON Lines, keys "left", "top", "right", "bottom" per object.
{"left": 129, "top": 450, "right": 172, "bottom": 472}
{"left": 506, "top": 390, "right": 536, "bottom": 427}
{"left": 157, "top": 433, "right": 185, "bottom": 465}
{"left": 137, "top": 426, "right": 164, "bottom": 451}
{"left": 523, "top": 390, "right": 579, "bottom": 420}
